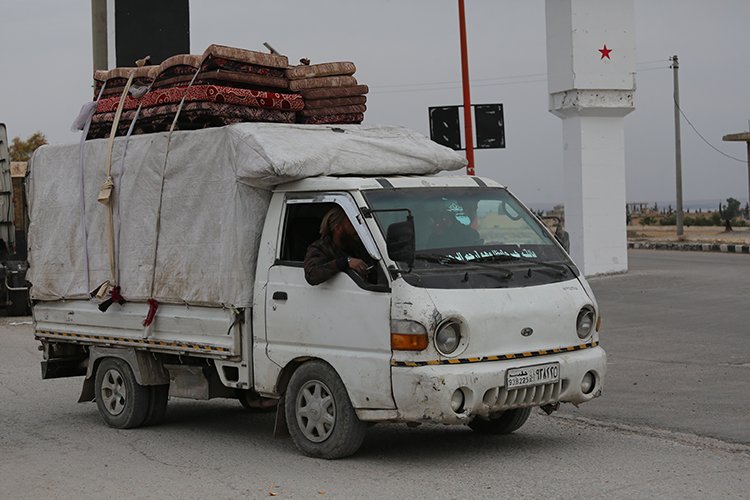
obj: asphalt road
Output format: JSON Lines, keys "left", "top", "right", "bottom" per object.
{"left": 570, "top": 250, "right": 750, "bottom": 445}
{"left": 1, "top": 250, "right": 748, "bottom": 498}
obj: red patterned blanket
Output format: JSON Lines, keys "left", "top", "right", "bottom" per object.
{"left": 95, "top": 85, "right": 304, "bottom": 114}
{"left": 87, "top": 102, "right": 296, "bottom": 139}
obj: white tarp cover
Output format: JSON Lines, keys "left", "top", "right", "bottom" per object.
{"left": 27, "top": 123, "right": 465, "bottom": 306}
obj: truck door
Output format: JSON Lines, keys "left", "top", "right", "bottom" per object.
{"left": 264, "top": 193, "right": 395, "bottom": 409}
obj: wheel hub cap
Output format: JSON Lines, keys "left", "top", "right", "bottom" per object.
{"left": 100, "top": 368, "right": 127, "bottom": 416}
{"left": 296, "top": 380, "right": 335, "bottom": 443}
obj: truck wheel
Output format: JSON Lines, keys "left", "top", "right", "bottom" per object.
{"left": 142, "top": 384, "right": 169, "bottom": 426}
{"left": 285, "top": 361, "right": 367, "bottom": 459}
{"left": 94, "top": 358, "right": 149, "bottom": 429}
{"left": 468, "top": 407, "right": 532, "bottom": 435}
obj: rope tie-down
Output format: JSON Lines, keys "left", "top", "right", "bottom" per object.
{"left": 142, "top": 63, "right": 202, "bottom": 333}
{"left": 93, "top": 56, "right": 150, "bottom": 313}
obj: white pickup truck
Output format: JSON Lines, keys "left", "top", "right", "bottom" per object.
{"left": 29, "top": 123, "right": 605, "bottom": 458}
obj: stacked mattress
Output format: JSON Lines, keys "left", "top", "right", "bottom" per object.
{"left": 88, "top": 45, "right": 368, "bottom": 139}
{"left": 286, "top": 62, "right": 368, "bottom": 125}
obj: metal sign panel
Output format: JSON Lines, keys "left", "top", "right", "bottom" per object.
{"left": 429, "top": 106, "right": 462, "bottom": 151}
{"left": 475, "top": 103, "right": 505, "bottom": 149}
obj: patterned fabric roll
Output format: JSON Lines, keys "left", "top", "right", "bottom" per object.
{"left": 93, "top": 66, "right": 158, "bottom": 98}
{"left": 301, "top": 113, "right": 364, "bottom": 125}
{"left": 286, "top": 62, "right": 356, "bottom": 80}
{"left": 299, "top": 104, "right": 367, "bottom": 117}
{"left": 95, "top": 85, "right": 304, "bottom": 114}
{"left": 201, "top": 44, "right": 289, "bottom": 69}
{"left": 288, "top": 76, "right": 358, "bottom": 92}
{"left": 304, "top": 96, "right": 367, "bottom": 110}
{"left": 298, "top": 85, "right": 369, "bottom": 100}
{"left": 195, "top": 70, "right": 289, "bottom": 90}
{"left": 88, "top": 102, "right": 296, "bottom": 139}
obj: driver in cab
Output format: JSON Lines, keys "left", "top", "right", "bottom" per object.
{"left": 304, "top": 206, "right": 376, "bottom": 285}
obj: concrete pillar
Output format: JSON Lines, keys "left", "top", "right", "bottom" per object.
{"left": 545, "top": 0, "right": 636, "bottom": 275}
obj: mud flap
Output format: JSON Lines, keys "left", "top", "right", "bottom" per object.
{"left": 273, "top": 395, "right": 290, "bottom": 438}
{"left": 78, "top": 377, "right": 95, "bottom": 403}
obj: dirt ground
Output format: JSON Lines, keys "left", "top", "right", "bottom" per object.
{"left": 627, "top": 225, "right": 750, "bottom": 245}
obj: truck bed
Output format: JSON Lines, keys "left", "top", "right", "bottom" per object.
{"left": 33, "top": 301, "right": 241, "bottom": 360}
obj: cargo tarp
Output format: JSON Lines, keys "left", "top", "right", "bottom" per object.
{"left": 27, "top": 123, "right": 466, "bottom": 307}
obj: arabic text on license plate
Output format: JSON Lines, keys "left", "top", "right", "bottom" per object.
{"left": 506, "top": 362, "right": 560, "bottom": 389}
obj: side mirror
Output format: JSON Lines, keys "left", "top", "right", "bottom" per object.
{"left": 386, "top": 216, "right": 415, "bottom": 268}
{"left": 555, "top": 225, "right": 570, "bottom": 253}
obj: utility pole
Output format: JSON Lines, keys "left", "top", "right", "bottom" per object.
{"left": 670, "top": 55, "right": 684, "bottom": 236}
{"left": 457, "top": 0, "right": 475, "bottom": 175}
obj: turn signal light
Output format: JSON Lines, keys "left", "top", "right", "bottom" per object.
{"left": 391, "top": 333, "right": 429, "bottom": 351}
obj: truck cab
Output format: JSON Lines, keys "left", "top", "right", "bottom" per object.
{"left": 253, "top": 175, "right": 605, "bottom": 457}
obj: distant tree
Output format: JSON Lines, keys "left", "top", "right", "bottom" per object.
{"left": 719, "top": 197, "right": 741, "bottom": 232}
{"left": 9, "top": 132, "right": 47, "bottom": 161}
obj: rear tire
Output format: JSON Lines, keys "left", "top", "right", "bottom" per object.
{"left": 94, "top": 358, "right": 149, "bottom": 429}
{"left": 468, "top": 407, "right": 532, "bottom": 435}
{"left": 285, "top": 361, "right": 366, "bottom": 459}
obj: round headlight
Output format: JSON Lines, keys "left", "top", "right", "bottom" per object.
{"left": 576, "top": 306, "right": 596, "bottom": 339}
{"left": 435, "top": 321, "right": 461, "bottom": 355}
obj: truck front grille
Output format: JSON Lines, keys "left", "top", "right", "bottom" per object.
{"left": 483, "top": 381, "right": 562, "bottom": 411}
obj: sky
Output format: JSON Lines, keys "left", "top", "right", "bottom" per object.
{"left": 1, "top": 0, "right": 748, "bottom": 208}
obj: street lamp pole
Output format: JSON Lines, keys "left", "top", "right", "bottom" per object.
{"left": 458, "top": 0, "right": 474, "bottom": 176}
{"left": 670, "top": 55, "right": 684, "bottom": 236}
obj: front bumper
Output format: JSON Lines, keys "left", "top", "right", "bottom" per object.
{"left": 388, "top": 346, "right": 606, "bottom": 424}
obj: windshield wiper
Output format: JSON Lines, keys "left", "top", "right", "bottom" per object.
{"left": 414, "top": 252, "right": 513, "bottom": 279}
{"left": 469, "top": 253, "right": 569, "bottom": 276}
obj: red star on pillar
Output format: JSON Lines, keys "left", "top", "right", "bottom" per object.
{"left": 599, "top": 44, "right": 612, "bottom": 60}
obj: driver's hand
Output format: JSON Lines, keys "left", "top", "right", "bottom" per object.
{"left": 348, "top": 258, "right": 368, "bottom": 276}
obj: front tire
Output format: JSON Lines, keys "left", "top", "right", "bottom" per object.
{"left": 468, "top": 407, "right": 532, "bottom": 435}
{"left": 94, "top": 358, "right": 149, "bottom": 429}
{"left": 285, "top": 361, "right": 366, "bottom": 459}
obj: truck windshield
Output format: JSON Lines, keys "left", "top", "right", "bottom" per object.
{"left": 364, "top": 186, "right": 576, "bottom": 288}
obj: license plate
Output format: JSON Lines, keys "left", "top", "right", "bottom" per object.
{"left": 506, "top": 362, "right": 560, "bottom": 389}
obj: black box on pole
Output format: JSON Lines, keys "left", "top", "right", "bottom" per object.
{"left": 114, "top": 0, "right": 190, "bottom": 67}
{"left": 428, "top": 103, "right": 505, "bottom": 151}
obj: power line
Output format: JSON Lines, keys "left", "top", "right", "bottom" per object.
{"left": 371, "top": 77, "right": 549, "bottom": 95}
{"left": 369, "top": 61, "right": 666, "bottom": 94}
{"left": 372, "top": 71, "right": 548, "bottom": 89}
{"left": 674, "top": 98, "right": 746, "bottom": 163}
